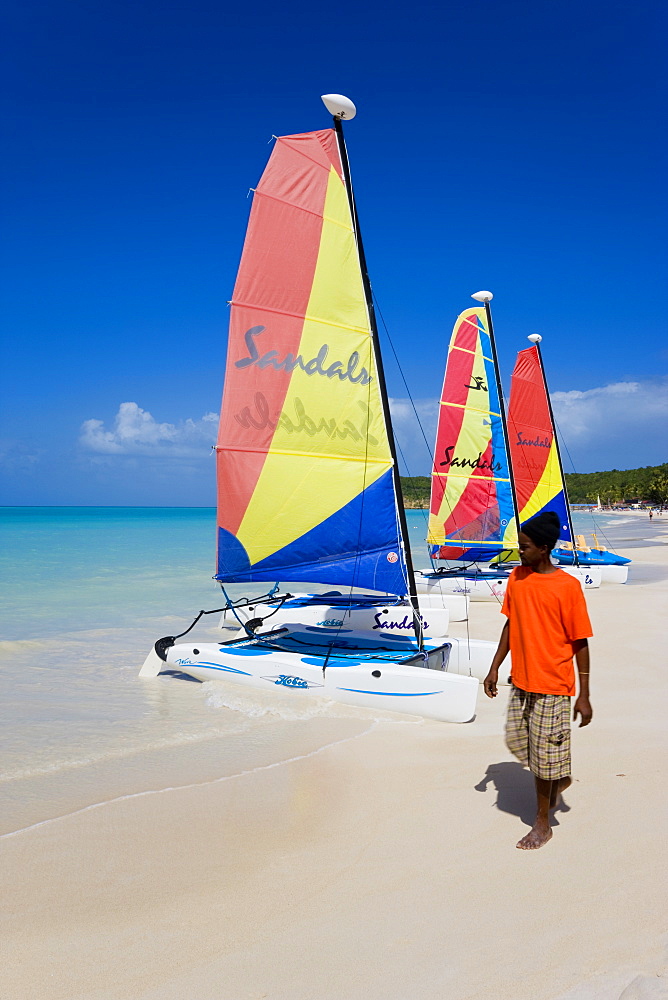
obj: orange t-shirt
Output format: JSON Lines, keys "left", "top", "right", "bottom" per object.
{"left": 501, "top": 566, "right": 593, "bottom": 696}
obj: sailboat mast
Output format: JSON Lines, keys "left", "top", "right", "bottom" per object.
{"left": 332, "top": 115, "right": 422, "bottom": 638}
{"left": 478, "top": 296, "right": 522, "bottom": 542}
{"left": 529, "top": 336, "right": 580, "bottom": 566}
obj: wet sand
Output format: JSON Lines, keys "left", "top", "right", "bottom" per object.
{"left": 2, "top": 520, "right": 667, "bottom": 999}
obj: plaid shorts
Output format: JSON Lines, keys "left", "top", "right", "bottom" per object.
{"left": 505, "top": 686, "right": 572, "bottom": 780}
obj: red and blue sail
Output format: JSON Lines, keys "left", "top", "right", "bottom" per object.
{"left": 428, "top": 308, "right": 517, "bottom": 561}
{"left": 507, "top": 346, "right": 571, "bottom": 542}
{"left": 215, "top": 129, "right": 408, "bottom": 594}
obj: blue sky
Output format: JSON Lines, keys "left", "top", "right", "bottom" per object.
{"left": 2, "top": 0, "right": 666, "bottom": 505}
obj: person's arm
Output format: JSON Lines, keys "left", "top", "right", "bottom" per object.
{"left": 483, "top": 620, "right": 509, "bottom": 699}
{"left": 572, "top": 638, "right": 592, "bottom": 727}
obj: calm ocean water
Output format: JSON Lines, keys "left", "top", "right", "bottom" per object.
{"left": 0, "top": 506, "right": 644, "bottom": 836}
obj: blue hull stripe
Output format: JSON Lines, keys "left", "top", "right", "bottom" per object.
{"left": 336, "top": 687, "right": 441, "bottom": 697}
{"left": 179, "top": 661, "right": 252, "bottom": 676}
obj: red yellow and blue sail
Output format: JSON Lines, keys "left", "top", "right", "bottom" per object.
{"left": 507, "top": 346, "right": 571, "bottom": 542}
{"left": 427, "top": 308, "right": 517, "bottom": 561}
{"left": 215, "top": 129, "right": 408, "bottom": 594}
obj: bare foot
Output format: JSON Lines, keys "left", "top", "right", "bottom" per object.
{"left": 550, "top": 775, "right": 572, "bottom": 810}
{"left": 516, "top": 824, "right": 553, "bottom": 850}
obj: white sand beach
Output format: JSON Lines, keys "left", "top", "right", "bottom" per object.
{"left": 2, "top": 524, "right": 667, "bottom": 1000}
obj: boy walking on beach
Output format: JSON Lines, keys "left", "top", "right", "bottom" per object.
{"left": 483, "top": 511, "right": 593, "bottom": 851}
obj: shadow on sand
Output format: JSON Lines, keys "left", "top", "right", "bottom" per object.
{"left": 474, "top": 761, "right": 571, "bottom": 827}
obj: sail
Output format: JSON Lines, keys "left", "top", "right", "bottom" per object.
{"left": 427, "top": 308, "right": 517, "bottom": 561}
{"left": 507, "top": 346, "right": 571, "bottom": 542}
{"left": 215, "top": 129, "right": 408, "bottom": 594}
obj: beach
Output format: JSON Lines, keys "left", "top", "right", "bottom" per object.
{"left": 1, "top": 510, "right": 667, "bottom": 999}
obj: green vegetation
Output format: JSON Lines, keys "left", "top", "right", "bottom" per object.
{"left": 401, "top": 463, "right": 668, "bottom": 508}
{"left": 564, "top": 463, "right": 668, "bottom": 504}
{"left": 400, "top": 476, "right": 430, "bottom": 507}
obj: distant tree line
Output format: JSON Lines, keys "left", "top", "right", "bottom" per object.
{"left": 400, "top": 463, "right": 668, "bottom": 508}
{"left": 564, "top": 462, "right": 668, "bottom": 505}
{"left": 400, "top": 476, "right": 431, "bottom": 507}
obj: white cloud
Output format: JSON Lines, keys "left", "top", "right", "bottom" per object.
{"left": 550, "top": 378, "right": 668, "bottom": 469}
{"left": 79, "top": 382, "right": 666, "bottom": 474}
{"left": 80, "top": 402, "right": 219, "bottom": 457}
{"left": 551, "top": 380, "right": 668, "bottom": 438}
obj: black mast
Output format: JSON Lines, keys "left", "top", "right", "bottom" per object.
{"left": 530, "top": 336, "right": 580, "bottom": 566}
{"left": 332, "top": 112, "right": 423, "bottom": 647}
{"left": 479, "top": 295, "right": 522, "bottom": 547}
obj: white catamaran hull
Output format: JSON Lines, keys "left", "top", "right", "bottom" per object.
{"left": 599, "top": 564, "right": 628, "bottom": 584}
{"left": 147, "top": 627, "right": 480, "bottom": 723}
{"left": 139, "top": 623, "right": 507, "bottom": 720}
{"left": 409, "top": 592, "right": 468, "bottom": 618}
{"left": 139, "top": 113, "right": 503, "bottom": 725}
{"left": 220, "top": 593, "right": 468, "bottom": 630}
{"left": 224, "top": 605, "right": 449, "bottom": 638}
{"left": 415, "top": 563, "right": 602, "bottom": 596}
{"left": 414, "top": 570, "right": 509, "bottom": 601}
{"left": 558, "top": 565, "right": 602, "bottom": 589}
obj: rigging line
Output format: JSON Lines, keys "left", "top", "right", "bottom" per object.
{"left": 393, "top": 433, "right": 427, "bottom": 523}
{"left": 373, "top": 294, "right": 507, "bottom": 575}
{"left": 372, "top": 294, "right": 435, "bottom": 464}
{"left": 391, "top": 404, "right": 434, "bottom": 577}
{"left": 221, "top": 587, "right": 259, "bottom": 637}
{"left": 553, "top": 414, "right": 617, "bottom": 550}
{"left": 334, "top": 116, "right": 419, "bottom": 643}
{"left": 554, "top": 414, "right": 578, "bottom": 477}
{"left": 215, "top": 585, "right": 284, "bottom": 609}
{"left": 393, "top": 434, "right": 433, "bottom": 601}
{"left": 372, "top": 293, "right": 464, "bottom": 565}
{"left": 172, "top": 589, "right": 297, "bottom": 643}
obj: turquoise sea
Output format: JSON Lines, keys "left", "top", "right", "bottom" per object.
{"left": 0, "top": 506, "right": 651, "bottom": 837}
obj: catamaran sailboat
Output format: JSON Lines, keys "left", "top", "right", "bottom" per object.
{"left": 139, "top": 95, "right": 492, "bottom": 721}
{"left": 415, "top": 298, "right": 602, "bottom": 597}
{"left": 414, "top": 296, "right": 519, "bottom": 602}
{"left": 508, "top": 335, "right": 628, "bottom": 584}
{"left": 554, "top": 537, "right": 630, "bottom": 583}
